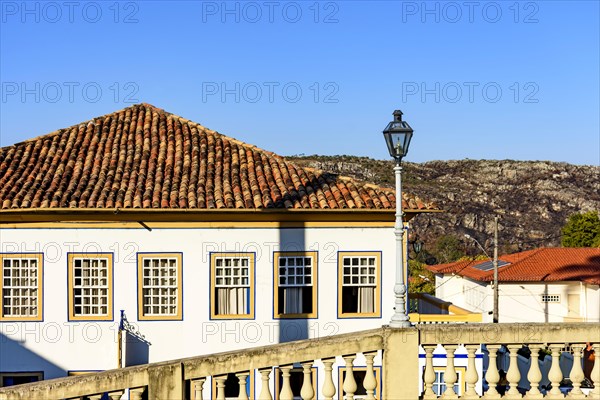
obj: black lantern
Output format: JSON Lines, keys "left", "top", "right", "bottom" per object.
{"left": 383, "top": 110, "right": 413, "bottom": 161}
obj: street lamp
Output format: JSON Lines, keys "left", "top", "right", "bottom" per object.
{"left": 383, "top": 110, "right": 413, "bottom": 328}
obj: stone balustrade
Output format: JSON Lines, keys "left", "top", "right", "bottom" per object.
{"left": 0, "top": 323, "right": 598, "bottom": 400}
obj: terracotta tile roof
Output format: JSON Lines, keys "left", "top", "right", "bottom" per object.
{"left": 0, "top": 104, "right": 438, "bottom": 212}
{"left": 427, "top": 248, "right": 600, "bottom": 285}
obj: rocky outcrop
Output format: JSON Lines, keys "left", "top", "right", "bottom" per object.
{"left": 286, "top": 156, "right": 600, "bottom": 252}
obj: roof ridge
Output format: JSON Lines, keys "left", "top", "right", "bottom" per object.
{"left": 5, "top": 103, "right": 283, "bottom": 162}
{"left": 141, "top": 105, "right": 289, "bottom": 165}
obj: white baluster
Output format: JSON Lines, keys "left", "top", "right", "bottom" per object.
{"left": 301, "top": 362, "right": 315, "bottom": 400}
{"left": 215, "top": 376, "right": 227, "bottom": 400}
{"left": 279, "top": 366, "right": 294, "bottom": 400}
{"left": 423, "top": 345, "right": 437, "bottom": 400}
{"left": 591, "top": 344, "right": 600, "bottom": 397}
{"left": 343, "top": 354, "right": 358, "bottom": 400}
{"left": 192, "top": 378, "right": 205, "bottom": 400}
{"left": 322, "top": 358, "right": 337, "bottom": 400}
{"left": 129, "top": 387, "right": 145, "bottom": 400}
{"left": 547, "top": 345, "right": 564, "bottom": 399}
{"left": 526, "top": 345, "right": 544, "bottom": 399}
{"left": 108, "top": 390, "right": 124, "bottom": 400}
{"left": 258, "top": 368, "right": 273, "bottom": 400}
{"left": 463, "top": 345, "right": 480, "bottom": 399}
{"left": 441, "top": 345, "right": 459, "bottom": 399}
{"left": 363, "top": 352, "right": 377, "bottom": 400}
{"left": 567, "top": 345, "right": 586, "bottom": 399}
{"left": 237, "top": 372, "right": 249, "bottom": 400}
{"left": 484, "top": 345, "right": 502, "bottom": 399}
{"left": 505, "top": 345, "right": 522, "bottom": 399}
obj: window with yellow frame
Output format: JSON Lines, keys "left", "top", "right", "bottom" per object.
{"left": 210, "top": 252, "right": 255, "bottom": 320}
{"left": 337, "top": 252, "right": 381, "bottom": 318}
{"left": 137, "top": 253, "right": 183, "bottom": 321}
{"left": 273, "top": 251, "right": 318, "bottom": 319}
{"left": 0, "top": 253, "right": 43, "bottom": 322}
{"left": 67, "top": 253, "right": 113, "bottom": 321}
{"left": 337, "top": 366, "right": 381, "bottom": 400}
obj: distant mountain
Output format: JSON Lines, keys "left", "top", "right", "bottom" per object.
{"left": 286, "top": 155, "right": 600, "bottom": 253}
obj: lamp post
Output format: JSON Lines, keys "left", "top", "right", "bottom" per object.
{"left": 383, "top": 110, "right": 413, "bottom": 328}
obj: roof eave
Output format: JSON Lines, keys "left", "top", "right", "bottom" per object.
{"left": 0, "top": 207, "right": 443, "bottom": 224}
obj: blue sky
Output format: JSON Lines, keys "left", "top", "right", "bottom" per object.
{"left": 1, "top": 0, "right": 599, "bottom": 165}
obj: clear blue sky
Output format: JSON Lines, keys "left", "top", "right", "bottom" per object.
{"left": 1, "top": 0, "right": 599, "bottom": 165}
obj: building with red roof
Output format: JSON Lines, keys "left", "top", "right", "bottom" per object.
{"left": 0, "top": 104, "right": 443, "bottom": 388}
{"left": 426, "top": 248, "right": 600, "bottom": 323}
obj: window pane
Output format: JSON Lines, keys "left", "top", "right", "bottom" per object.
{"left": 2, "top": 258, "right": 40, "bottom": 318}
{"left": 140, "top": 257, "right": 179, "bottom": 317}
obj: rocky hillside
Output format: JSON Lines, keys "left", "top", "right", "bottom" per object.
{"left": 286, "top": 156, "right": 600, "bottom": 254}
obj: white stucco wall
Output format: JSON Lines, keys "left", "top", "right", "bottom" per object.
{"left": 435, "top": 274, "right": 600, "bottom": 323}
{"left": 0, "top": 225, "right": 398, "bottom": 382}
{"left": 583, "top": 284, "right": 600, "bottom": 322}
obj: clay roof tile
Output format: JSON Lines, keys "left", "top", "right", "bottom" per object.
{"left": 0, "top": 104, "right": 439, "bottom": 213}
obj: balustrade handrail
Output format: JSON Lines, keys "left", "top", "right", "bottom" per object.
{"left": 418, "top": 322, "right": 600, "bottom": 345}
{"left": 0, "top": 327, "right": 386, "bottom": 399}
{"left": 0, "top": 323, "right": 598, "bottom": 400}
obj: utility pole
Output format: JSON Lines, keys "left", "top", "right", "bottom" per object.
{"left": 493, "top": 216, "right": 499, "bottom": 323}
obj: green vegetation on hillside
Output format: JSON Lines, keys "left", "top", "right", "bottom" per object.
{"left": 561, "top": 211, "right": 600, "bottom": 247}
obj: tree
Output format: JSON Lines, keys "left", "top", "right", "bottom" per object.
{"left": 433, "top": 235, "right": 465, "bottom": 264}
{"left": 561, "top": 211, "right": 600, "bottom": 247}
{"left": 408, "top": 260, "right": 435, "bottom": 295}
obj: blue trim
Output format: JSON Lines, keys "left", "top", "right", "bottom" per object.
{"left": 208, "top": 251, "right": 257, "bottom": 321}
{"left": 135, "top": 252, "right": 184, "bottom": 321}
{"left": 0, "top": 252, "right": 45, "bottom": 323}
{"left": 336, "top": 250, "right": 384, "bottom": 320}
{"left": 336, "top": 365, "right": 382, "bottom": 400}
{"left": 272, "top": 251, "right": 319, "bottom": 320}
{"left": 66, "top": 252, "right": 115, "bottom": 322}
{"left": 419, "top": 354, "right": 484, "bottom": 359}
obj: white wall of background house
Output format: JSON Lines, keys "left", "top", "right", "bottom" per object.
{"left": 0, "top": 224, "right": 399, "bottom": 395}
{"left": 434, "top": 275, "right": 600, "bottom": 323}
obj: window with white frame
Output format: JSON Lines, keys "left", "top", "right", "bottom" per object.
{"left": 541, "top": 294, "right": 561, "bottom": 303}
{"left": 431, "top": 368, "right": 464, "bottom": 396}
{"left": 138, "top": 254, "right": 182, "bottom": 320}
{"left": 211, "top": 253, "right": 254, "bottom": 319}
{"left": 338, "top": 252, "right": 381, "bottom": 317}
{"left": 68, "top": 254, "right": 113, "bottom": 321}
{"left": 1, "top": 254, "right": 43, "bottom": 321}
{"left": 274, "top": 252, "right": 317, "bottom": 318}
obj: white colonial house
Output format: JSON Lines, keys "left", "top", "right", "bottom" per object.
{"left": 427, "top": 247, "right": 600, "bottom": 324}
{"left": 0, "top": 103, "right": 445, "bottom": 396}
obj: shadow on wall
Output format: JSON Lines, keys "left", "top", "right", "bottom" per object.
{"left": 0, "top": 332, "right": 66, "bottom": 384}
{"left": 278, "top": 224, "right": 309, "bottom": 344}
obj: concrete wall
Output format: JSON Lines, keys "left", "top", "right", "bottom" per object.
{"left": 0, "top": 224, "right": 398, "bottom": 382}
